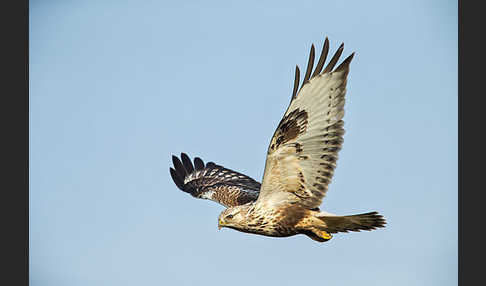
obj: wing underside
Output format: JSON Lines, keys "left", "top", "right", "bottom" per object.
{"left": 257, "top": 38, "right": 354, "bottom": 209}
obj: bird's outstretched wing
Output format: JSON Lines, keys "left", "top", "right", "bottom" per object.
{"left": 257, "top": 38, "right": 354, "bottom": 209}
{"left": 170, "top": 153, "right": 261, "bottom": 208}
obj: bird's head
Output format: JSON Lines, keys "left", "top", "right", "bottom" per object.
{"left": 218, "top": 205, "right": 250, "bottom": 230}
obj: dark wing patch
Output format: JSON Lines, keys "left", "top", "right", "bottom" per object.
{"left": 269, "top": 108, "right": 308, "bottom": 152}
{"left": 170, "top": 153, "right": 261, "bottom": 208}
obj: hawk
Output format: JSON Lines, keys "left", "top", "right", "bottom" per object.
{"left": 170, "top": 38, "right": 386, "bottom": 242}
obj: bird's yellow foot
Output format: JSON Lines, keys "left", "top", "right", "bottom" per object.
{"left": 319, "top": 231, "right": 332, "bottom": 241}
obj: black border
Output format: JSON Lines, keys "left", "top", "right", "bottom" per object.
{"left": 459, "top": 1, "right": 479, "bottom": 285}
{"left": 2, "top": 0, "right": 29, "bottom": 285}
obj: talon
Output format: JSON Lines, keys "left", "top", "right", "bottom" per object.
{"left": 320, "top": 231, "right": 332, "bottom": 240}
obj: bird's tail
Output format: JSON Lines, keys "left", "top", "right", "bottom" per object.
{"left": 317, "top": 211, "right": 386, "bottom": 234}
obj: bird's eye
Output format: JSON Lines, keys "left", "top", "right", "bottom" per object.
{"left": 226, "top": 214, "right": 234, "bottom": 219}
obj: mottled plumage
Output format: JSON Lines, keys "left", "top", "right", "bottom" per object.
{"left": 170, "top": 154, "right": 260, "bottom": 208}
{"left": 169, "top": 37, "right": 386, "bottom": 242}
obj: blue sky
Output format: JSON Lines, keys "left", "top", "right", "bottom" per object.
{"left": 30, "top": 1, "right": 457, "bottom": 285}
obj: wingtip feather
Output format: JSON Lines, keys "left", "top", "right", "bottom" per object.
{"left": 322, "top": 42, "right": 344, "bottom": 73}
{"left": 172, "top": 155, "right": 187, "bottom": 179}
{"left": 312, "top": 37, "right": 330, "bottom": 78}
{"left": 292, "top": 65, "right": 301, "bottom": 99}
{"left": 194, "top": 157, "right": 205, "bottom": 170}
{"left": 334, "top": 52, "right": 355, "bottom": 73}
{"left": 302, "top": 44, "right": 315, "bottom": 85}
{"left": 180, "top": 152, "right": 194, "bottom": 173}
{"left": 169, "top": 167, "right": 185, "bottom": 191}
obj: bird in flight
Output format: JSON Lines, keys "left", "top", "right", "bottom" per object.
{"left": 170, "top": 37, "right": 386, "bottom": 242}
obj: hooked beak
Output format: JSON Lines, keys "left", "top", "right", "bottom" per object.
{"left": 218, "top": 218, "right": 224, "bottom": 230}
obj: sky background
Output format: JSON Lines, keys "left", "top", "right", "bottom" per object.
{"left": 30, "top": 1, "right": 457, "bottom": 285}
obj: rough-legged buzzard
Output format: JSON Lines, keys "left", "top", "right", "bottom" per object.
{"left": 170, "top": 38, "right": 386, "bottom": 242}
